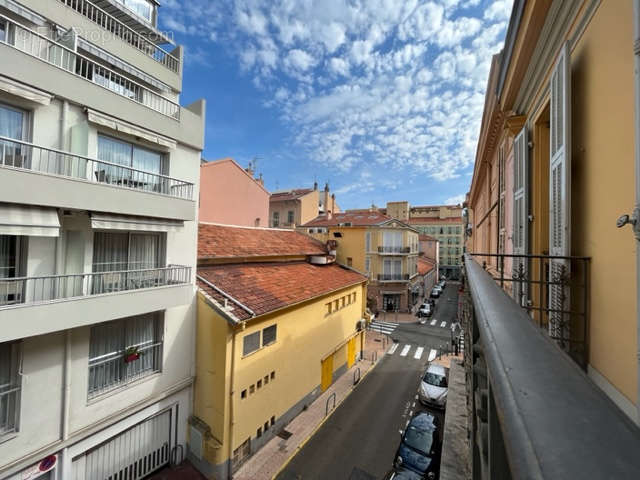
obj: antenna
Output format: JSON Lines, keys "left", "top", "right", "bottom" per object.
{"left": 252, "top": 155, "right": 263, "bottom": 172}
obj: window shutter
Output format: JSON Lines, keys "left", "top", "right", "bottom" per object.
{"left": 512, "top": 125, "right": 529, "bottom": 306}
{"left": 549, "top": 41, "right": 572, "bottom": 344}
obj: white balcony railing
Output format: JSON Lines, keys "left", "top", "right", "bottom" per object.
{"left": 0, "top": 136, "right": 194, "bottom": 200}
{"left": 0, "top": 14, "right": 180, "bottom": 119}
{"left": 0, "top": 265, "right": 191, "bottom": 308}
{"left": 58, "top": 0, "right": 180, "bottom": 73}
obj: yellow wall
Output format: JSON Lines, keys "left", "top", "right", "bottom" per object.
{"left": 569, "top": 0, "right": 637, "bottom": 404}
{"left": 195, "top": 282, "right": 367, "bottom": 466}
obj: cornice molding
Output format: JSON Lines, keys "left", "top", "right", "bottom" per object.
{"left": 505, "top": 114, "right": 527, "bottom": 136}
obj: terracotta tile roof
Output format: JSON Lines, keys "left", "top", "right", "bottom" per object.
{"left": 418, "top": 258, "right": 435, "bottom": 276}
{"left": 419, "top": 234, "right": 438, "bottom": 241}
{"left": 198, "top": 223, "right": 326, "bottom": 259}
{"left": 408, "top": 217, "right": 462, "bottom": 225}
{"left": 197, "top": 262, "right": 367, "bottom": 321}
{"left": 269, "top": 188, "right": 313, "bottom": 202}
{"left": 302, "top": 211, "right": 392, "bottom": 227}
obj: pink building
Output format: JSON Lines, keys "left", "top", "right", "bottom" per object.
{"left": 199, "top": 158, "right": 270, "bottom": 227}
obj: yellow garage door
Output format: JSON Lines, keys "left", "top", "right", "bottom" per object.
{"left": 347, "top": 337, "right": 356, "bottom": 368}
{"left": 321, "top": 354, "right": 333, "bottom": 391}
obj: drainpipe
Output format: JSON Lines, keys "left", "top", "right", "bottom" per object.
{"left": 227, "top": 321, "right": 243, "bottom": 479}
{"left": 59, "top": 330, "right": 72, "bottom": 478}
{"left": 634, "top": 0, "right": 640, "bottom": 424}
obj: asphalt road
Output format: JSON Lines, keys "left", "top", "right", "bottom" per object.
{"left": 276, "top": 283, "right": 460, "bottom": 480}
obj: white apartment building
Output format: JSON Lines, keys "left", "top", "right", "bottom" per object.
{"left": 0, "top": 1, "right": 205, "bottom": 479}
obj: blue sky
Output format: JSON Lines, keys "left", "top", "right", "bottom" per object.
{"left": 159, "top": 0, "right": 513, "bottom": 210}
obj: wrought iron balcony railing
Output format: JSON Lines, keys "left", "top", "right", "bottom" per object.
{"left": 0, "top": 265, "right": 191, "bottom": 308}
{"left": 460, "top": 254, "right": 640, "bottom": 479}
{"left": 378, "top": 246, "right": 411, "bottom": 253}
{"left": 0, "top": 136, "right": 194, "bottom": 200}
{"left": 0, "top": 14, "right": 180, "bottom": 119}
{"left": 377, "top": 273, "right": 409, "bottom": 281}
{"left": 58, "top": 0, "right": 180, "bottom": 73}
{"left": 469, "top": 252, "right": 590, "bottom": 369}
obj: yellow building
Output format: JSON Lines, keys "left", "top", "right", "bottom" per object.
{"left": 191, "top": 223, "right": 367, "bottom": 478}
{"left": 468, "top": 0, "right": 640, "bottom": 425}
{"left": 300, "top": 211, "right": 420, "bottom": 312}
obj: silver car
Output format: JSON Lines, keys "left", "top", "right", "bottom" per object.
{"left": 419, "top": 364, "right": 448, "bottom": 408}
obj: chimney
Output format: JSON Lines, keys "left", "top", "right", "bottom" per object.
{"left": 313, "top": 181, "right": 318, "bottom": 190}
{"left": 245, "top": 162, "right": 254, "bottom": 177}
{"left": 324, "top": 183, "right": 330, "bottom": 217}
{"left": 331, "top": 193, "right": 336, "bottom": 215}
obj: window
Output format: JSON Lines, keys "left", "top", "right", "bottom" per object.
{"left": 257, "top": 379, "right": 262, "bottom": 389}
{"left": 264, "top": 375, "right": 269, "bottom": 385}
{"left": 365, "top": 256, "right": 370, "bottom": 273}
{"left": 347, "top": 257, "right": 353, "bottom": 267}
{"left": 326, "top": 302, "right": 332, "bottom": 315}
{"left": 243, "top": 331, "right": 261, "bottom": 356}
{"left": 365, "top": 232, "right": 371, "bottom": 252}
{"left": 383, "top": 259, "right": 402, "bottom": 277}
{"left": 382, "top": 231, "right": 403, "bottom": 249}
{"left": 262, "top": 325, "right": 277, "bottom": 346}
{"left": 333, "top": 232, "right": 342, "bottom": 238}
{"left": 255, "top": 218, "right": 260, "bottom": 227}
{"left": 97, "top": 136, "right": 167, "bottom": 192}
{"left": 352, "top": 292, "right": 356, "bottom": 303}
{"left": 341, "top": 297, "right": 346, "bottom": 308}
{"left": 271, "top": 416, "right": 275, "bottom": 426}
{"left": 250, "top": 384, "right": 255, "bottom": 394}
{"left": 272, "top": 212, "right": 279, "bottom": 228}
{"left": 0, "top": 235, "right": 26, "bottom": 306}
{"left": 0, "top": 20, "right": 6, "bottom": 42}
{"left": 232, "top": 438, "right": 251, "bottom": 469}
{"left": 0, "top": 341, "right": 21, "bottom": 437}
{"left": 257, "top": 427, "right": 262, "bottom": 438}
{"left": 88, "top": 313, "right": 163, "bottom": 398}
{"left": 264, "top": 421, "right": 269, "bottom": 431}
{"left": 334, "top": 299, "right": 339, "bottom": 311}
{"left": 287, "top": 211, "right": 294, "bottom": 224}
{"left": 270, "top": 371, "right": 275, "bottom": 380}
{"left": 115, "top": 0, "right": 153, "bottom": 22}
{"left": 0, "top": 103, "right": 29, "bottom": 168}
{"left": 241, "top": 389, "right": 247, "bottom": 399}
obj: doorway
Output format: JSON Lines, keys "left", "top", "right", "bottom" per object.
{"left": 383, "top": 294, "right": 400, "bottom": 311}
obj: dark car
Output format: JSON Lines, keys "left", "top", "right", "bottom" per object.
{"left": 382, "top": 467, "right": 426, "bottom": 480}
{"left": 394, "top": 412, "right": 440, "bottom": 478}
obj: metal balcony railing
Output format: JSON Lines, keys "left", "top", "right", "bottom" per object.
{"left": 0, "top": 265, "right": 191, "bottom": 308}
{"left": 58, "top": 0, "right": 180, "bottom": 73}
{"left": 0, "top": 136, "right": 194, "bottom": 200}
{"left": 469, "top": 252, "right": 590, "bottom": 368}
{"left": 0, "top": 14, "right": 180, "bottom": 119}
{"left": 377, "top": 246, "right": 411, "bottom": 253}
{"left": 377, "top": 273, "right": 409, "bottom": 281}
{"left": 459, "top": 254, "right": 640, "bottom": 479}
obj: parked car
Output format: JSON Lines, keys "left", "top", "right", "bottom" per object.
{"left": 383, "top": 467, "right": 427, "bottom": 480}
{"left": 419, "top": 364, "right": 448, "bottom": 409}
{"left": 438, "top": 280, "right": 446, "bottom": 288}
{"left": 418, "top": 303, "right": 432, "bottom": 317}
{"left": 394, "top": 412, "right": 440, "bottom": 478}
{"left": 430, "top": 288, "right": 441, "bottom": 298}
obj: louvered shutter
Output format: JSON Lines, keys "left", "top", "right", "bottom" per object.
{"left": 512, "top": 126, "right": 528, "bottom": 306}
{"left": 549, "top": 42, "right": 572, "bottom": 344}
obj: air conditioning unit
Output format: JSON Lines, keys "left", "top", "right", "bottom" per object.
{"left": 188, "top": 416, "right": 212, "bottom": 460}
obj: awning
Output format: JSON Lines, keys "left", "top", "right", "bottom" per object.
{"left": 0, "top": 204, "right": 60, "bottom": 237}
{"left": 91, "top": 213, "right": 183, "bottom": 232}
{"left": 0, "top": 75, "right": 52, "bottom": 106}
{"left": 86, "top": 109, "right": 177, "bottom": 149}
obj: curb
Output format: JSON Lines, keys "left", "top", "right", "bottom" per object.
{"left": 270, "top": 348, "right": 387, "bottom": 480}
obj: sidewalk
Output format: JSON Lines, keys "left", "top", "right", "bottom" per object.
{"left": 233, "top": 331, "right": 390, "bottom": 480}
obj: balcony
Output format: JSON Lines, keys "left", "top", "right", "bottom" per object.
{"left": 58, "top": 0, "right": 180, "bottom": 73}
{"left": 377, "top": 246, "right": 411, "bottom": 254}
{"left": 460, "top": 254, "right": 640, "bottom": 479}
{"left": 1, "top": 266, "right": 192, "bottom": 341}
{"left": 377, "top": 273, "right": 409, "bottom": 282}
{"left": 0, "top": 14, "right": 180, "bottom": 119}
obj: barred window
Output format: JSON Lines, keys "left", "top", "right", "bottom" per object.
{"left": 88, "top": 312, "right": 163, "bottom": 398}
{"left": 243, "top": 331, "right": 261, "bottom": 356}
{"left": 0, "top": 341, "right": 21, "bottom": 437}
{"left": 262, "top": 325, "right": 277, "bottom": 346}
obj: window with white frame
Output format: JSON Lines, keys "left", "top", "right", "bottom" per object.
{"left": 0, "top": 341, "right": 21, "bottom": 437}
{"left": 383, "top": 259, "right": 402, "bottom": 277}
{"left": 0, "top": 102, "right": 29, "bottom": 169}
{"left": 243, "top": 331, "right": 261, "bottom": 356}
{"left": 0, "top": 19, "right": 6, "bottom": 42}
{"left": 287, "top": 211, "right": 294, "bottom": 224}
{"left": 88, "top": 313, "right": 163, "bottom": 398}
{"left": 272, "top": 212, "right": 279, "bottom": 227}
{"left": 115, "top": 0, "right": 154, "bottom": 22}
{"left": 365, "top": 231, "right": 371, "bottom": 252}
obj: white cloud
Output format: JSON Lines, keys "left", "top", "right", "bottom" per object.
{"left": 328, "top": 57, "right": 350, "bottom": 77}
{"left": 285, "top": 49, "right": 317, "bottom": 71}
{"left": 445, "top": 193, "right": 466, "bottom": 205}
{"left": 484, "top": 0, "right": 512, "bottom": 22}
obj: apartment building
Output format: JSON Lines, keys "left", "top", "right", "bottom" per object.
{"left": 269, "top": 182, "right": 340, "bottom": 228}
{"left": 300, "top": 211, "right": 420, "bottom": 312}
{"left": 191, "top": 224, "right": 367, "bottom": 478}
{"left": 462, "top": 0, "right": 640, "bottom": 477}
{"left": 0, "top": 1, "right": 204, "bottom": 479}
{"left": 199, "top": 158, "right": 270, "bottom": 227}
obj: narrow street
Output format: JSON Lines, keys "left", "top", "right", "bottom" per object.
{"left": 276, "top": 283, "right": 460, "bottom": 480}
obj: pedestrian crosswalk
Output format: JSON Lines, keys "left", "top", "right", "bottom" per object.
{"left": 387, "top": 343, "right": 438, "bottom": 361}
{"left": 368, "top": 320, "right": 399, "bottom": 335}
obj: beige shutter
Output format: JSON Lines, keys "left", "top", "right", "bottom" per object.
{"left": 512, "top": 126, "right": 528, "bottom": 306}
{"left": 549, "top": 42, "right": 572, "bottom": 344}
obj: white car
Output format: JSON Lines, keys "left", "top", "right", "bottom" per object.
{"left": 419, "top": 364, "right": 448, "bottom": 409}
{"left": 418, "top": 303, "right": 432, "bottom": 317}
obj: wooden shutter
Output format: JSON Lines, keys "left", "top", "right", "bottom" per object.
{"left": 549, "top": 42, "right": 572, "bottom": 343}
{"left": 512, "top": 126, "right": 528, "bottom": 306}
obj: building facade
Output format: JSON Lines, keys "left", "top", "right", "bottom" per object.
{"left": 191, "top": 224, "right": 367, "bottom": 478}
{"left": 467, "top": 0, "right": 640, "bottom": 438}
{"left": 0, "top": 1, "right": 204, "bottom": 478}
{"left": 199, "top": 158, "right": 270, "bottom": 227}
{"left": 300, "top": 211, "right": 420, "bottom": 313}
{"left": 269, "top": 182, "right": 339, "bottom": 228}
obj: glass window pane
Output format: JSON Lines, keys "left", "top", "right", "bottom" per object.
{"left": 243, "top": 332, "right": 261, "bottom": 356}
{"left": 132, "top": 146, "right": 162, "bottom": 174}
{"left": 262, "top": 325, "right": 277, "bottom": 346}
{"left": 0, "top": 235, "right": 17, "bottom": 278}
{"left": 0, "top": 104, "right": 23, "bottom": 140}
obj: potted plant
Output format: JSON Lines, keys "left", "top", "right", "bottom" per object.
{"left": 124, "top": 346, "right": 144, "bottom": 363}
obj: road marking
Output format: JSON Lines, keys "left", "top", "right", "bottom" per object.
{"left": 400, "top": 345, "right": 411, "bottom": 357}
{"left": 440, "top": 321, "right": 447, "bottom": 328}
{"left": 414, "top": 347, "right": 424, "bottom": 359}
{"left": 374, "top": 320, "right": 400, "bottom": 327}
{"left": 388, "top": 343, "right": 399, "bottom": 355}
{"left": 430, "top": 319, "right": 437, "bottom": 326}
{"left": 428, "top": 349, "right": 437, "bottom": 362}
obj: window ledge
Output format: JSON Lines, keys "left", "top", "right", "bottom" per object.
{"left": 86, "top": 371, "right": 162, "bottom": 405}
